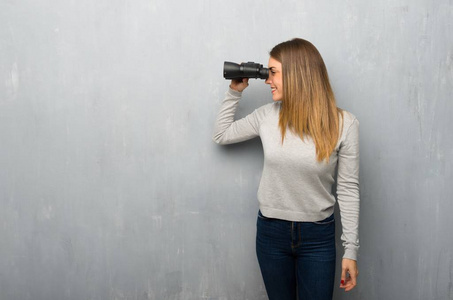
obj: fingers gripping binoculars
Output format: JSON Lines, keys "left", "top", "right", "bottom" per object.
{"left": 223, "top": 61, "right": 269, "bottom": 80}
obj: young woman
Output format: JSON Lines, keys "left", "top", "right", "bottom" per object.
{"left": 213, "top": 38, "right": 359, "bottom": 300}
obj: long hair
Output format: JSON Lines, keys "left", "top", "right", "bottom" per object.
{"left": 270, "top": 38, "right": 343, "bottom": 162}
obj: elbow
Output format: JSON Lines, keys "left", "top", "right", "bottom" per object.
{"left": 212, "top": 134, "right": 225, "bottom": 145}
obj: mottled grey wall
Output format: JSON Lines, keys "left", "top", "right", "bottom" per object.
{"left": 1, "top": 1, "right": 452, "bottom": 299}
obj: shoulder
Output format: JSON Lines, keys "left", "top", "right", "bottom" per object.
{"left": 338, "top": 110, "right": 359, "bottom": 145}
{"left": 340, "top": 110, "right": 359, "bottom": 132}
{"left": 341, "top": 110, "right": 358, "bottom": 124}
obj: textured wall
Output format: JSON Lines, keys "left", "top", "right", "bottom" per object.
{"left": 1, "top": 1, "right": 452, "bottom": 299}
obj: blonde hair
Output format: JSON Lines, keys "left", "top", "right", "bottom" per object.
{"left": 270, "top": 38, "right": 343, "bottom": 162}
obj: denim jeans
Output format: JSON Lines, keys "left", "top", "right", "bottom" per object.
{"left": 256, "top": 210, "right": 336, "bottom": 300}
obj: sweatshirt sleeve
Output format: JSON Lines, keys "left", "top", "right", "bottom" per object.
{"left": 337, "top": 116, "right": 360, "bottom": 261}
{"left": 213, "top": 88, "right": 268, "bottom": 145}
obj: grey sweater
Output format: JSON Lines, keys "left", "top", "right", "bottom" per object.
{"left": 213, "top": 88, "right": 360, "bottom": 260}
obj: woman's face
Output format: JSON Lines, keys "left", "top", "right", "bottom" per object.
{"left": 265, "top": 57, "right": 283, "bottom": 101}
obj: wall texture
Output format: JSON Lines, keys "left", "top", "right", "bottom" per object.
{"left": 1, "top": 1, "right": 452, "bottom": 299}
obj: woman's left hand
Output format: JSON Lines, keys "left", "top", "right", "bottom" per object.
{"left": 340, "top": 258, "right": 358, "bottom": 292}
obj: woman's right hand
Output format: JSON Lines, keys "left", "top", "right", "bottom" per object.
{"left": 229, "top": 78, "right": 249, "bottom": 92}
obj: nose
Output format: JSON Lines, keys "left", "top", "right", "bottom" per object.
{"left": 265, "top": 76, "right": 271, "bottom": 85}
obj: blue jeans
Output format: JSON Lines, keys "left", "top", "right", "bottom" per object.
{"left": 256, "top": 210, "right": 336, "bottom": 300}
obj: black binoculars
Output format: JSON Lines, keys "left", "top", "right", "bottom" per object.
{"left": 223, "top": 61, "right": 269, "bottom": 80}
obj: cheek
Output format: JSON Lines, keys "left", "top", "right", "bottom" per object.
{"left": 277, "top": 76, "right": 283, "bottom": 88}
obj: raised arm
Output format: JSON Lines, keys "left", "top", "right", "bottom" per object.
{"left": 213, "top": 79, "right": 269, "bottom": 145}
